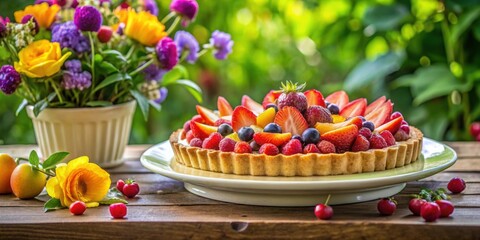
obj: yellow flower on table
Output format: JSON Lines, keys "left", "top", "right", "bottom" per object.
{"left": 14, "top": 3, "right": 60, "bottom": 29}
{"left": 46, "top": 156, "right": 111, "bottom": 208}
{"left": 123, "top": 9, "right": 167, "bottom": 46}
{"left": 14, "top": 40, "right": 71, "bottom": 78}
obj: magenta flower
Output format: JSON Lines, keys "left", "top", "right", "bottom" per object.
{"left": 35, "top": 0, "right": 54, "bottom": 5}
{"left": 155, "top": 37, "right": 178, "bottom": 71}
{"left": 142, "top": 0, "right": 159, "bottom": 16}
{"left": 0, "top": 65, "right": 21, "bottom": 95}
{"left": 210, "top": 30, "right": 233, "bottom": 60}
{"left": 170, "top": 0, "right": 198, "bottom": 26}
{"left": 74, "top": 6, "right": 102, "bottom": 32}
{"left": 0, "top": 22, "right": 6, "bottom": 38}
{"left": 21, "top": 15, "right": 39, "bottom": 34}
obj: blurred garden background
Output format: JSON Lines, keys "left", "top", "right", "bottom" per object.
{"left": 1, "top": 0, "right": 480, "bottom": 144}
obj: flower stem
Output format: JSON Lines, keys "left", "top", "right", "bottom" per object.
{"left": 88, "top": 32, "right": 96, "bottom": 85}
{"left": 161, "top": 12, "right": 176, "bottom": 24}
{"left": 125, "top": 44, "right": 137, "bottom": 60}
{"left": 49, "top": 78, "right": 64, "bottom": 103}
{"left": 129, "top": 58, "right": 155, "bottom": 77}
{"left": 166, "top": 16, "right": 181, "bottom": 36}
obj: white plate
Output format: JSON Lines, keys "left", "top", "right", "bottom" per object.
{"left": 140, "top": 138, "right": 457, "bottom": 206}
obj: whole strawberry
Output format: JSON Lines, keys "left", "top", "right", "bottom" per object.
{"left": 277, "top": 81, "right": 308, "bottom": 112}
{"left": 122, "top": 179, "right": 140, "bottom": 198}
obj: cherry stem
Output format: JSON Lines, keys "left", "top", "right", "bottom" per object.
{"left": 324, "top": 194, "right": 332, "bottom": 206}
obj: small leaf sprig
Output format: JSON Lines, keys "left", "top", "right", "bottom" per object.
{"left": 411, "top": 187, "right": 450, "bottom": 202}
{"left": 17, "top": 150, "right": 69, "bottom": 177}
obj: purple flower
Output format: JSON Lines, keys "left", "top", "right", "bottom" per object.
{"left": 142, "top": 0, "right": 159, "bottom": 16}
{"left": 0, "top": 65, "right": 21, "bottom": 95}
{"left": 174, "top": 31, "right": 199, "bottom": 64}
{"left": 21, "top": 15, "right": 39, "bottom": 34}
{"left": 62, "top": 72, "right": 92, "bottom": 90}
{"left": 143, "top": 64, "right": 166, "bottom": 81}
{"left": 35, "top": 0, "right": 54, "bottom": 5}
{"left": 209, "top": 30, "right": 233, "bottom": 60}
{"left": 170, "top": 0, "right": 198, "bottom": 26}
{"left": 52, "top": 21, "right": 90, "bottom": 53}
{"left": 64, "top": 60, "right": 82, "bottom": 73}
{"left": 155, "top": 37, "right": 178, "bottom": 71}
{"left": 74, "top": 6, "right": 102, "bottom": 32}
{"left": 154, "top": 87, "right": 168, "bottom": 104}
{"left": 0, "top": 22, "right": 6, "bottom": 38}
{"left": 71, "top": 0, "right": 79, "bottom": 8}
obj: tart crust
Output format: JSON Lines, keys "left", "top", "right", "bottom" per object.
{"left": 169, "top": 127, "right": 423, "bottom": 177}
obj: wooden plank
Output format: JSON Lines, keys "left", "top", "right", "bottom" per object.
{"left": 446, "top": 158, "right": 480, "bottom": 172}
{"left": 445, "top": 142, "right": 480, "bottom": 158}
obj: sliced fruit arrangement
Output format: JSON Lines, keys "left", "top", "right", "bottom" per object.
{"left": 180, "top": 82, "right": 413, "bottom": 155}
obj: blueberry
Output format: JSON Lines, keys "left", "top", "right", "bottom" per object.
{"left": 327, "top": 104, "right": 339, "bottom": 114}
{"left": 302, "top": 128, "right": 320, "bottom": 144}
{"left": 359, "top": 116, "right": 366, "bottom": 122}
{"left": 250, "top": 141, "right": 261, "bottom": 151}
{"left": 264, "top": 123, "right": 282, "bottom": 133}
{"left": 265, "top": 103, "right": 278, "bottom": 112}
{"left": 238, "top": 127, "right": 255, "bottom": 142}
{"left": 292, "top": 135, "right": 304, "bottom": 144}
{"left": 362, "top": 121, "right": 375, "bottom": 131}
{"left": 324, "top": 100, "right": 330, "bottom": 107}
{"left": 218, "top": 123, "right": 233, "bottom": 136}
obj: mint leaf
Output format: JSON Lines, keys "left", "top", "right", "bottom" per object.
{"left": 99, "top": 187, "right": 128, "bottom": 205}
{"left": 44, "top": 198, "right": 64, "bottom": 212}
{"left": 42, "top": 152, "right": 69, "bottom": 170}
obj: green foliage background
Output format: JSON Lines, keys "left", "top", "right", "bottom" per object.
{"left": 1, "top": 0, "right": 480, "bottom": 144}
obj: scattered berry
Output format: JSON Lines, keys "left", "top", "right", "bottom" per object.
{"left": 327, "top": 104, "right": 339, "bottom": 115}
{"left": 265, "top": 103, "right": 278, "bottom": 112}
{"left": 377, "top": 198, "right": 396, "bottom": 216}
{"left": 250, "top": 141, "right": 261, "bottom": 151}
{"left": 394, "top": 129, "right": 409, "bottom": 141}
{"left": 390, "top": 111, "right": 403, "bottom": 120}
{"left": 186, "top": 130, "right": 195, "bottom": 143}
{"left": 202, "top": 132, "right": 223, "bottom": 150}
{"left": 189, "top": 138, "right": 203, "bottom": 147}
{"left": 304, "top": 106, "right": 332, "bottom": 127}
{"left": 362, "top": 121, "right": 375, "bottom": 131}
{"left": 214, "top": 118, "right": 231, "bottom": 127}
{"left": 314, "top": 195, "right": 333, "bottom": 220}
{"left": 420, "top": 202, "right": 441, "bottom": 222}
{"left": 219, "top": 138, "right": 236, "bottom": 152}
{"left": 238, "top": 127, "right": 255, "bottom": 142}
{"left": 435, "top": 199, "right": 454, "bottom": 218}
{"left": 303, "top": 144, "right": 320, "bottom": 154}
{"left": 380, "top": 130, "right": 396, "bottom": 146}
{"left": 264, "top": 123, "right": 282, "bottom": 133}
{"left": 259, "top": 143, "right": 280, "bottom": 155}
{"left": 351, "top": 135, "right": 370, "bottom": 152}
{"left": 302, "top": 128, "right": 320, "bottom": 145}
{"left": 408, "top": 198, "right": 427, "bottom": 216}
{"left": 109, "top": 203, "right": 127, "bottom": 219}
{"left": 123, "top": 180, "right": 140, "bottom": 198}
{"left": 234, "top": 141, "right": 252, "bottom": 153}
{"left": 470, "top": 122, "right": 480, "bottom": 138}
{"left": 358, "top": 127, "right": 372, "bottom": 139}
{"left": 317, "top": 140, "right": 336, "bottom": 154}
{"left": 69, "top": 201, "right": 87, "bottom": 215}
{"left": 116, "top": 179, "right": 125, "bottom": 193}
{"left": 400, "top": 124, "right": 410, "bottom": 135}
{"left": 217, "top": 123, "right": 234, "bottom": 136}
{"left": 447, "top": 177, "right": 466, "bottom": 194}
{"left": 282, "top": 139, "right": 303, "bottom": 155}
{"left": 369, "top": 134, "right": 387, "bottom": 149}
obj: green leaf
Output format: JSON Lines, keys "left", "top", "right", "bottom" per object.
{"left": 101, "top": 50, "right": 127, "bottom": 63}
{"left": 29, "top": 150, "right": 40, "bottom": 168}
{"left": 0, "top": 46, "right": 10, "bottom": 60}
{"left": 162, "top": 65, "right": 188, "bottom": 85}
{"left": 42, "top": 152, "right": 69, "bottom": 170}
{"left": 450, "top": 7, "right": 480, "bottom": 44}
{"left": 174, "top": 79, "right": 203, "bottom": 103}
{"left": 130, "top": 89, "right": 150, "bottom": 120}
{"left": 44, "top": 198, "right": 64, "bottom": 212}
{"left": 363, "top": 4, "right": 409, "bottom": 31}
{"left": 99, "top": 187, "right": 128, "bottom": 205}
{"left": 99, "top": 61, "right": 119, "bottom": 74}
{"left": 16, "top": 99, "right": 28, "bottom": 116}
{"left": 93, "top": 73, "right": 131, "bottom": 93}
{"left": 33, "top": 93, "right": 57, "bottom": 117}
{"left": 149, "top": 100, "right": 162, "bottom": 111}
{"left": 85, "top": 101, "right": 113, "bottom": 107}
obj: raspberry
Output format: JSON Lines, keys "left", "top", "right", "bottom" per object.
{"left": 377, "top": 198, "right": 396, "bottom": 216}
{"left": 370, "top": 134, "right": 387, "bottom": 149}
{"left": 219, "top": 138, "right": 236, "bottom": 152}
{"left": 234, "top": 141, "right": 252, "bottom": 153}
{"left": 259, "top": 143, "right": 279, "bottom": 155}
{"left": 123, "top": 181, "right": 140, "bottom": 198}
{"left": 317, "top": 140, "right": 336, "bottom": 154}
{"left": 109, "top": 203, "right": 127, "bottom": 219}
{"left": 394, "top": 129, "right": 409, "bottom": 141}
{"left": 358, "top": 127, "right": 372, "bottom": 139}
{"left": 116, "top": 179, "right": 125, "bottom": 193}
{"left": 470, "top": 122, "right": 480, "bottom": 137}
{"left": 186, "top": 130, "right": 195, "bottom": 143}
{"left": 447, "top": 177, "right": 466, "bottom": 194}
{"left": 420, "top": 202, "right": 441, "bottom": 222}
{"left": 183, "top": 120, "right": 191, "bottom": 132}
{"left": 214, "top": 118, "right": 231, "bottom": 126}
{"left": 69, "top": 201, "right": 86, "bottom": 215}
{"left": 190, "top": 138, "right": 203, "bottom": 147}
{"left": 380, "top": 130, "right": 396, "bottom": 146}
{"left": 435, "top": 199, "right": 454, "bottom": 217}
{"left": 351, "top": 135, "right": 370, "bottom": 152}
{"left": 390, "top": 111, "right": 403, "bottom": 120}
{"left": 202, "top": 132, "right": 223, "bottom": 150}
{"left": 281, "top": 139, "right": 303, "bottom": 155}
{"left": 303, "top": 144, "right": 320, "bottom": 154}
{"left": 400, "top": 125, "right": 410, "bottom": 135}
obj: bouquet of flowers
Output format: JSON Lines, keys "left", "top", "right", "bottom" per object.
{"left": 0, "top": 0, "right": 233, "bottom": 119}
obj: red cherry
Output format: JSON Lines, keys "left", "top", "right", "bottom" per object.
{"left": 476, "top": 134, "right": 480, "bottom": 142}
{"left": 470, "top": 122, "right": 480, "bottom": 137}
{"left": 116, "top": 179, "right": 125, "bottom": 193}
{"left": 69, "top": 201, "right": 86, "bottom": 215}
{"left": 435, "top": 199, "right": 454, "bottom": 217}
{"left": 390, "top": 112, "right": 403, "bottom": 120}
{"left": 109, "top": 203, "right": 127, "bottom": 219}
{"left": 447, "top": 177, "right": 466, "bottom": 194}
{"left": 408, "top": 198, "right": 427, "bottom": 216}
{"left": 123, "top": 182, "right": 140, "bottom": 198}
{"left": 420, "top": 202, "right": 441, "bottom": 222}
{"left": 377, "top": 198, "right": 396, "bottom": 216}
{"left": 314, "top": 204, "right": 333, "bottom": 220}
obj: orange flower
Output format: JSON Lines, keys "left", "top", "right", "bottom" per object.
{"left": 14, "top": 3, "right": 60, "bottom": 29}
{"left": 123, "top": 9, "right": 167, "bottom": 46}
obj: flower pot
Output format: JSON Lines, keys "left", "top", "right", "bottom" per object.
{"left": 26, "top": 101, "right": 136, "bottom": 168}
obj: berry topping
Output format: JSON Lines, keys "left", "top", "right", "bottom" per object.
{"left": 264, "top": 123, "right": 282, "bottom": 133}
{"left": 202, "top": 132, "right": 223, "bottom": 150}
{"left": 304, "top": 106, "right": 332, "bottom": 127}
{"left": 191, "top": 114, "right": 205, "bottom": 123}
{"left": 327, "top": 104, "right": 340, "bottom": 115}
{"left": 196, "top": 105, "right": 220, "bottom": 125}
{"left": 317, "top": 140, "right": 336, "bottom": 154}
{"left": 365, "top": 96, "right": 386, "bottom": 115}
{"left": 183, "top": 120, "right": 191, "bottom": 132}
{"left": 365, "top": 100, "right": 393, "bottom": 128}
{"left": 265, "top": 103, "right": 279, "bottom": 112}
{"left": 241, "top": 95, "right": 264, "bottom": 115}
{"left": 394, "top": 129, "right": 409, "bottom": 141}
{"left": 262, "top": 90, "right": 282, "bottom": 108}
{"left": 231, "top": 106, "right": 257, "bottom": 132}
{"left": 256, "top": 107, "right": 276, "bottom": 128}
{"left": 377, "top": 198, "right": 396, "bottom": 216}
{"left": 250, "top": 141, "right": 261, "bottom": 151}
{"left": 376, "top": 116, "right": 403, "bottom": 135}
{"left": 304, "top": 89, "right": 326, "bottom": 107}
{"left": 380, "top": 130, "right": 396, "bottom": 146}
{"left": 281, "top": 139, "right": 303, "bottom": 155}
{"left": 217, "top": 123, "right": 234, "bottom": 136}
{"left": 303, "top": 144, "right": 320, "bottom": 154}
{"left": 109, "top": 203, "right": 127, "bottom": 219}
{"left": 217, "top": 96, "right": 233, "bottom": 117}
{"left": 234, "top": 141, "right": 252, "bottom": 153}
{"left": 362, "top": 121, "right": 375, "bottom": 131}
{"left": 277, "top": 81, "right": 308, "bottom": 112}
{"left": 186, "top": 130, "right": 195, "bottom": 143}
{"left": 292, "top": 134, "right": 304, "bottom": 144}
{"left": 214, "top": 118, "right": 231, "bottom": 127}
{"left": 219, "top": 138, "right": 236, "bottom": 152}
{"left": 358, "top": 127, "right": 372, "bottom": 139}
{"left": 253, "top": 132, "right": 292, "bottom": 146}
{"left": 238, "top": 127, "right": 255, "bottom": 142}
{"left": 420, "top": 202, "right": 441, "bottom": 222}
{"left": 320, "top": 125, "right": 358, "bottom": 153}
{"left": 390, "top": 111, "right": 403, "bottom": 120}
{"left": 189, "top": 138, "right": 203, "bottom": 147}
{"left": 369, "top": 134, "right": 387, "bottom": 149}
{"left": 259, "top": 143, "right": 280, "bottom": 156}
{"left": 447, "top": 177, "right": 466, "bottom": 194}
{"left": 340, "top": 98, "right": 367, "bottom": 118}
{"left": 400, "top": 124, "right": 410, "bottom": 134}
{"left": 325, "top": 90, "right": 349, "bottom": 110}
{"left": 351, "top": 135, "right": 370, "bottom": 152}
{"left": 190, "top": 121, "right": 218, "bottom": 139}
{"left": 435, "top": 199, "right": 454, "bottom": 218}
{"left": 302, "top": 128, "right": 320, "bottom": 145}
{"left": 409, "top": 198, "right": 427, "bottom": 216}
{"left": 70, "top": 201, "right": 87, "bottom": 215}
{"left": 274, "top": 106, "right": 309, "bottom": 136}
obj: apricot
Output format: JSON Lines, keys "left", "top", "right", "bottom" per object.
{"left": 0, "top": 153, "right": 17, "bottom": 194}
{"left": 10, "top": 163, "right": 47, "bottom": 199}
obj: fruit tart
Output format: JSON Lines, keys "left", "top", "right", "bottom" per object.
{"left": 169, "top": 82, "right": 423, "bottom": 176}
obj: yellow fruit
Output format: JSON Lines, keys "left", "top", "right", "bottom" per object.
{"left": 332, "top": 114, "right": 346, "bottom": 123}
{"left": 10, "top": 163, "right": 47, "bottom": 199}
{"left": 0, "top": 153, "right": 17, "bottom": 194}
{"left": 256, "top": 107, "right": 276, "bottom": 128}
{"left": 225, "top": 132, "right": 240, "bottom": 142}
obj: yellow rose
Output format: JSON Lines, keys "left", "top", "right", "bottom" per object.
{"left": 123, "top": 9, "right": 167, "bottom": 46}
{"left": 46, "top": 156, "right": 111, "bottom": 208}
{"left": 14, "top": 40, "right": 71, "bottom": 78}
{"left": 14, "top": 3, "right": 60, "bottom": 29}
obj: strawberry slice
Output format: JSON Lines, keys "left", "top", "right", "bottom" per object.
{"left": 340, "top": 98, "right": 367, "bottom": 118}
{"left": 304, "top": 89, "right": 326, "bottom": 107}
{"left": 365, "top": 100, "right": 393, "bottom": 128}
{"left": 196, "top": 105, "right": 220, "bottom": 125}
{"left": 242, "top": 95, "right": 264, "bottom": 115}
{"left": 365, "top": 96, "right": 387, "bottom": 115}
{"left": 375, "top": 116, "right": 403, "bottom": 135}
{"left": 262, "top": 90, "right": 281, "bottom": 108}
{"left": 325, "top": 90, "right": 349, "bottom": 110}
{"left": 217, "top": 96, "right": 233, "bottom": 117}
{"left": 321, "top": 124, "right": 359, "bottom": 153}
{"left": 253, "top": 132, "right": 292, "bottom": 146}
{"left": 274, "top": 106, "right": 308, "bottom": 136}
{"left": 231, "top": 106, "right": 257, "bottom": 132}
{"left": 190, "top": 121, "right": 218, "bottom": 139}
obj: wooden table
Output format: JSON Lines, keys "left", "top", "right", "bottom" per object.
{"left": 1, "top": 142, "right": 479, "bottom": 239}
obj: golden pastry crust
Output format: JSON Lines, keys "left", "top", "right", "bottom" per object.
{"left": 169, "top": 127, "right": 423, "bottom": 177}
